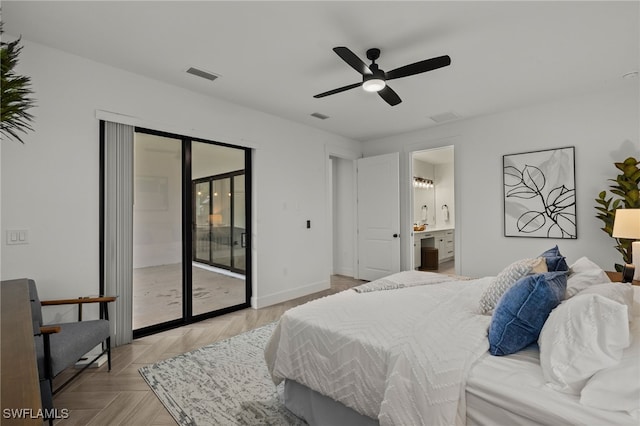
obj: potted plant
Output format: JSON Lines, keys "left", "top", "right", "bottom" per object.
{"left": 594, "top": 157, "right": 640, "bottom": 271}
{"left": 1, "top": 21, "right": 36, "bottom": 143}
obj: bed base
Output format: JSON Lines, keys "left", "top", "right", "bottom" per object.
{"left": 284, "top": 379, "right": 379, "bottom": 426}
{"left": 283, "top": 379, "right": 532, "bottom": 426}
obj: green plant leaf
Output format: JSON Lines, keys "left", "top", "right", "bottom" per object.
{"left": 1, "top": 28, "right": 36, "bottom": 144}
{"left": 595, "top": 157, "right": 639, "bottom": 269}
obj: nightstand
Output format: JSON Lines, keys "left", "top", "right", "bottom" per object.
{"left": 605, "top": 271, "right": 640, "bottom": 286}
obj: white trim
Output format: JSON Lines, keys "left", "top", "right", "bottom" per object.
{"left": 95, "top": 108, "right": 258, "bottom": 149}
{"left": 95, "top": 109, "right": 139, "bottom": 127}
{"left": 328, "top": 157, "right": 334, "bottom": 276}
{"left": 351, "top": 159, "right": 358, "bottom": 279}
{"left": 325, "top": 143, "right": 361, "bottom": 161}
{"left": 453, "top": 147, "right": 462, "bottom": 277}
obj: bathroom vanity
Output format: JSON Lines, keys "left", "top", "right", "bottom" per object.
{"left": 413, "top": 227, "right": 454, "bottom": 270}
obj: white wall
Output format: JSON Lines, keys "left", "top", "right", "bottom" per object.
{"left": 363, "top": 83, "right": 640, "bottom": 277}
{"left": 412, "top": 159, "right": 435, "bottom": 225}
{"left": 0, "top": 38, "right": 361, "bottom": 318}
{"left": 435, "top": 162, "right": 454, "bottom": 228}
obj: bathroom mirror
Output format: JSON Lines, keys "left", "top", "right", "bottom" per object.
{"left": 412, "top": 159, "right": 436, "bottom": 227}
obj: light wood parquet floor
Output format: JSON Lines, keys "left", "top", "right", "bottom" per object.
{"left": 51, "top": 275, "right": 366, "bottom": 425}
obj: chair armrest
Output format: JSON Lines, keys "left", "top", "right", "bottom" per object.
{"left": 39, "top": 325, "right": 61, "bottom": 334}
{"left": 41, "top": 296, "right": 117, "bottom": 321}
{"left": 40, "top": 296, "right": 117, "bottom": 306}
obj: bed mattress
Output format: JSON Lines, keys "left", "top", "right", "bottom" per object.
{"left": 268, "top": 272, "right": 640, "bottom": 426}
{"left": 265, "top": 274, "right": 493, "bottom": 426}
{"left": 466, "top": 345, "right": 637, "bottom": 426}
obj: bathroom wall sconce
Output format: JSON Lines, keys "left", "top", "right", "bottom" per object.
{"left": 413, "top": 177, "right": 434, "bottom": 189}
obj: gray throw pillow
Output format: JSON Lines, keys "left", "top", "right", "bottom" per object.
{"left": 478, "top": 257, "right": 548, "bottom": 314}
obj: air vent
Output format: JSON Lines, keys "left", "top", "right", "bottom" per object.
{"left": 430, "top": 111, "right": 460, "bottom": 123}
{"left": 310, "top": 112, "right": 330, "bottom": 120}
{"left": 186, "top": 67, "right": 219, "bottom": 82}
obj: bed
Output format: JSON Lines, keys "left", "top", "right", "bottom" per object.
{"left": 265, "top": 248, "right": 640, "bottom": 426}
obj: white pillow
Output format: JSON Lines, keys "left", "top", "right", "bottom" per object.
{"left": 565, "top": 256, "right": 610, "bottom": 298}
{"left": 578, "top": 283, "right": 634, "bottom": 321}
{"left": 538, "top": 293, "right": 630, "bottom": 395}
{"left": 580, "top": 320, "right": 640, "bottom": 417}
{"left": 478, "top": 257, "right": 547, "bottom": 314}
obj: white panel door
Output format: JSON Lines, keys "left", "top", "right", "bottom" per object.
{"left": 357, "top": 153, "right": 400, "bottom": 281}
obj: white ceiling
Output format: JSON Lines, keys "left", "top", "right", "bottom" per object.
{"left": 3, "top": 1, "right": 638, "bottom": 142}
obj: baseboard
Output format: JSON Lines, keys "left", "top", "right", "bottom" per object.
{"left": 252, "top": 279, "right": 329, "bottom": 309}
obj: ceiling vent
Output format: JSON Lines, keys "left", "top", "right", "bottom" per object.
{"left": 186, "top": 67, "right": 219, "bottom": 82}
{"left": 310, "top": 112, "right": 330, "bottom": 120}
{"left": 430, "top": 111, "right": 460, "bottom": 123}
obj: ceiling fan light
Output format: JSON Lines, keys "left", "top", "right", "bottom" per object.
{"left": 363, "top": 78, "right": 386, "bottom": 92}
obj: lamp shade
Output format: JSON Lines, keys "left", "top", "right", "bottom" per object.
{"left": 612, "top": 209, "right": 640, "bottom": 239}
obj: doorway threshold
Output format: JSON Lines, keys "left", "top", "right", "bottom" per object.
{"left": 192, "top": 261, "right": 245, "bottom": 280}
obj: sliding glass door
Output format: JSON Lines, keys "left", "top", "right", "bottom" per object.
{"left": 191, "top": 141, "right": 247, "bottom": 316}
{"left": 193, "top": 171, "right": 245, "bottom": 274}
{"left": 132, "top": 133, "right": 184, "bottom": 330}
{"left": 131, "top": 130, "right": 251, "bottom": 336}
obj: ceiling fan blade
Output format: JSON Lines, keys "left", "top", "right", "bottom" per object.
{"left": 333, "top": 47, "right": 372, "bottom": 75}
{"left": 378, "top": 85, "right": 402, "bottom": 106}
{"left": 386, "top": 55, "right": 451, "bottom": 81}
{"left": 314, "top": 82, "right": 361, "bottom": 98}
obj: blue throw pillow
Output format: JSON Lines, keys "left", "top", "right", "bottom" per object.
{"left": 488, "top": 271, "right": 567, "bottom": 356}
{"left": 539, "top": 245, "right": 568, "bottom": 272}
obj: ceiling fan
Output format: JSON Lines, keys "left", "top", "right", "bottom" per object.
{"left": 314, "top": 47, "right": 451, "bottom": 106}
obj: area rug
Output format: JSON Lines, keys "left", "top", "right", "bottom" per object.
{"left": 139, "top": 322, "right": 306, "bottom": 425}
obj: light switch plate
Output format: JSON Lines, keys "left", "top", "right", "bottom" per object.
{"left": 6, "top": 229, "right": 28, "bottom": 245}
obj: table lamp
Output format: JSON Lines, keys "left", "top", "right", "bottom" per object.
{"left": 612, "top": 208, "right": 640, "bottom": 281}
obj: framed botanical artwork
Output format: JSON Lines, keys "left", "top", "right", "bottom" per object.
{"left": 503, "top": 146, "right": 576, "bottom": 238}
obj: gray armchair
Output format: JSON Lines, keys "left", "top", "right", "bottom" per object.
{"left": 28, "top": 279, "right": 115, "bottom": 421}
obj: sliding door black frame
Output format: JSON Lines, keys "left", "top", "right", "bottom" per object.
{"left": 99, "top": 125, "right": 252, "bottom": 339}
{"left": 192, "top": 169, "right": 246, "bottom": 274}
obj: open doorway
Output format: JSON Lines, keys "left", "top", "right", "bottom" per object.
{"left": 411, "top": 146, "right": 455, "bottom": 274}
{"left": 330, "top": 156, "right": 356, "bottom": 278}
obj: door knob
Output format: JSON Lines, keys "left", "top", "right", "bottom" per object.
{"left": 393, "top": 233, "right": 399, "bottom": 238}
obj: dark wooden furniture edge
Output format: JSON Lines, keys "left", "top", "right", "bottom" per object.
{"left": 40, "top": 296, "right": 116, "bottom": 306}
{"left": 41, "top": 295, "right": 116, "bottom": 321}
{"left": 1, "top": 279, "right": 43, "bottom": 425}
{"left": 605, "top": 271, "right": 640, "bottom": 286}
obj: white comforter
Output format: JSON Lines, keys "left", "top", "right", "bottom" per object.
{"left": 265, "top": 272, "right": 492, "bottom": 426}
